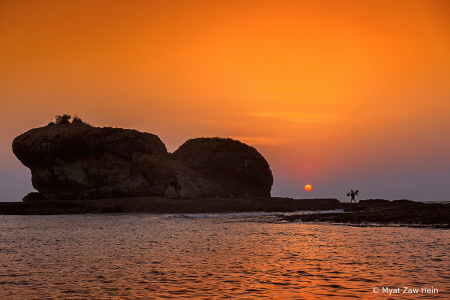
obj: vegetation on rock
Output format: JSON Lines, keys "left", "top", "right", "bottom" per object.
{"left": 55, "top": 114, "right": 71, "bottom": 124}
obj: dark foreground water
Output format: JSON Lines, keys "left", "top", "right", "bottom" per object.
{"left": 1, "top": 213, "right": 449, "bottom": 299}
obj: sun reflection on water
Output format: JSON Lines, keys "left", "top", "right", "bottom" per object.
{"left": 0, "top": 214, "right": 448, "bottom": 299}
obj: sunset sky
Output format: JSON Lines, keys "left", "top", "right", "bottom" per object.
{"left": 1, "top": 0, "right": 450, "bottom": 201}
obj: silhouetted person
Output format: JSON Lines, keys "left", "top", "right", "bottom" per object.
{"left": 348, "top": 189, "right": 359, "bottom": 203}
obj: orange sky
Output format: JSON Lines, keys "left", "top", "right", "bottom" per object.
{"left": 1, "top": 0, "right": 450, "bottom": 201}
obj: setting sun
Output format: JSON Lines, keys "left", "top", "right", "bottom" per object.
{"left": 305, "top": 185, "right": 312, "bottom": 192}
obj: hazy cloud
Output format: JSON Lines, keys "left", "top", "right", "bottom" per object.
{"left": 244, "top": 111, "right": 338, "bottom": 123}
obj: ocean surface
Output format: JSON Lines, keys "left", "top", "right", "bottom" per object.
{"left": 1, "top": 212, "right": 448, "bottom": 299}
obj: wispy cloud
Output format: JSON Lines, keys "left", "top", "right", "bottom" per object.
{"left": 243, "top": 111, "right": 337, "bottom": 123}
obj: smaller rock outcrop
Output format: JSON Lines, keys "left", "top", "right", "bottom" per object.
{"left": 22, "top": 192, "right": 47, "bottom": 202}
{"left": 174, "top": 138, "right": 273, "bottom": 197}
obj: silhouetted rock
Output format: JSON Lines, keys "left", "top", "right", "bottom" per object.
{"left": 282, "top": 200, "right": 450, "bottom": 227}
{"left": 22, "top": 192, "right": 47, "bottom": 202}
{"left": 131, "top": 154, "right": 230, "bottom": 199}
{"left": 0, "top": 197, "right": 341, "bottom": 215}
{"left": 13, "top": 122, "right": 167, "bottom": 200}
{"left": 13, "top": 122, "right": 274, "bottom": 200}
{"left": 174, "top": 170, "right": 229, "bottom": 199}
{"left": 358, "top": 199, "right": 390, "bottom": 204}
{"left": 164, "top": 186, "right": 178, "bottom": 199}
{"left": 173, "top": 138, "right": 273, "bottom": 197}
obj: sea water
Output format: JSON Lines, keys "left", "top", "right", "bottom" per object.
{"left": 1, "top": 213, "right": 448, "bottom": 299}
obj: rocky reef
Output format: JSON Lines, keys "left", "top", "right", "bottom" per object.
{"left": 0, "top": 197, "right": 340, "bottom": 215}
{"left": 13, "top": 120, "right": 273, "bottom": 201}
{"left": 282, "top": 200, "right": 450, "bottom": 228}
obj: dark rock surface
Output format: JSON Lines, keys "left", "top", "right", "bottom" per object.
{"left": 282, "top": 200, "right": 450, "bottom": 228}
{"left": 174, "top": 137, "right": 273, "bottom": 197}
{"left": 0, "top": 197, "right": 339, "bottom": 215}
{"left": 13, "top": 122, "right": 167, "bottom": 200}
{"left": 13, "top": 122, "right": 273, "bottom": 200}
{"left": 2, "top": 197, "right": 447, "bottom": 229}
{"left": 22, "top": 192, "right": 47, "bottom": 202}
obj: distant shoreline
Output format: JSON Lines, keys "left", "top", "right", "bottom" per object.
{"left": 0, "top": 197, "right": 449, "bottom": 228}
{"left": 0, "top": 197, "right": 341, "bottom": 215}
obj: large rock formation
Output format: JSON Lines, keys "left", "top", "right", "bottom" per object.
{"left": 13, "top": 121, "right": 273, "bottom": 200}
{"left": 13, "top": 122, "right": 167, "bottom": 200}
{"left": 173, "top": 138, "right": 273, "bottom": 197}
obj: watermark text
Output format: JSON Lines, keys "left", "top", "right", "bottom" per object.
{"left": 373, "top": 287, "right": 438, "bottom": 295}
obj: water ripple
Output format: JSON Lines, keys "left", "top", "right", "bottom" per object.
{"left": 0, "top": 213, "right": 448, "bottom": 299}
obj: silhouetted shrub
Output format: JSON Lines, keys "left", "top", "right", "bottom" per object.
{"left": 72, "top": 115, "right": 83, "bottom": 124}
{"left": 55, "top": 114, "right": 71, "bottom": 125}
{"left": 71, "top": 114, "right": 92, "bottom": 126}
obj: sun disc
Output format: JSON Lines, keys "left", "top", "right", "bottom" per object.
{"left": 305, "top": 184, "right": 312, "bottom": 191}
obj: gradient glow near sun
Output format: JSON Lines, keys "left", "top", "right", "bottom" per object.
{"left": 305, "top": 185, "right": 312, "bottom": 192}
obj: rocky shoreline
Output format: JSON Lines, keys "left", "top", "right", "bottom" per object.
{"left": 0, "top": 197, "right": 341, "bottom": 215}
{"left": 9, "top": 119, "right": 449, "bottom": 228}
{"left": 1, "top": 197, "right": 449, "bottom": 229}
{"left": 282, "top": 199, "right": 450, "bottom": 228}
{"left": 0, "top": 197, "right": 340, "bottom": 215}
